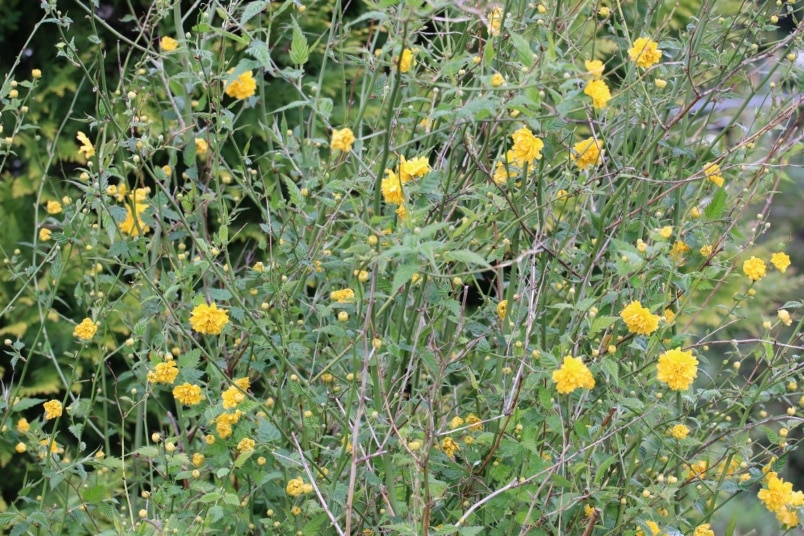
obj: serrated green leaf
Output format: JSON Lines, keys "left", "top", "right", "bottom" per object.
{"left": 705, "top": 188, "right": 726, "bottom": 220}
{"left": 290, "top": 21, "right": 309, "bottom": 66}
{"left": 392, "top": 263, "right": 420, "bottom": 292}
{"left": 589, "top": 315, "right": 618, "bottom": 336}
{"left": 443, "top": 249, "right": 491, "bottom": 269}
{"left": 240, "top": 0, "right": 268, "bottom": 25}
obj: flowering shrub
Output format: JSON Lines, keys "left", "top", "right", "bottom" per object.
{"left": 0, "top": 0, "right": 802, "bottom": 534}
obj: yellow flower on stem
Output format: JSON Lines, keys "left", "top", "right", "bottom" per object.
{"left": 771, "top": 252, "right": 791, "bottom": 273}
{"left": 119, "top": 200, "right": 149, "bottom": 236}
{"left": 572, "top": 137, "right": 603, "bottom": 170}
{"left": 670, "top": 424, "right": 689, "bottom": 439}
{"left": 656, "top": 347, "right": 698, "bottom": 391}
{"left": 620, "top": 301, "right": 660, "bottom": 335}
{"left": 584, "top": 60, "right": 604, "bottom": 77}
{"left": 331, "top": 127, "right": 355, "bottom": 152}
{"left": 286, "top": 477, "right": 305, "bottom": 497}
{"left": 511, "top": 127, "right": 544, "bottom": 166}
{"left": 397, "top": 49, "right": 415, "bottom": 73}
{"left": 628, "top": 37, "right": 662, "bottom": 68}
{"left": 487, "top": 6, "right": 503, "bottom": 36}
{"left": 441, "top": 436, "right": 460, "bottom": 458}
{"left": 160, "top": 36, "right": 178, "bottom": 51}
{"left": 46, "top": 200, "right": 62, "bottom": 215}
{"left": 584, "top": 79, "right": 612, "bottom": 109}
{"left": 381, "top": 169, "right": 405, "bottom": 205}
{"left": 43, "top": 400, "right": 63, "bottom": 420}
{"left": 399, "top": 155, "right": 431, "bottom": 183}
{"left": 237, "top": 438, "right": 256, "bottom": 453}
{"left": 490, "top": 73, "right": 505, "bottom": 87}
{"left": 189, "top": 302, "right": 229, "bottom": 335}
{"left": 703, "top": 162, "right": 724, "bottom": 187}
{"left": 172, "top": 383, "right": 202, "bottom": 405}
{"left": 497, "top": 299, "right": 508, "bottom": 320}
{"left": 330, "top": 288, "right": 355, "bottom": 303}
{"left": 73, "top": 317, "right": 98, "bottom": 340}
{"left": 552, "top": 356, "right": 595, "bottom": 394}
{"left": 224, "top": 70, "right": 257, "bottom": 99}
{"left": 76, "top": 131, "right": 95, "bottom": 159}
{"left": 742, "top": 256, "right": 767, "bottom": 281}
{"left": 147, "top": 360, "right": 179, "bottom": 384}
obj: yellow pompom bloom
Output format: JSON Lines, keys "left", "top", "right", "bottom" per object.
{"left": 32, "top": 69, "right": 42, "bottom": 79}
{"left": 222, "top": 385, "right": 246, "bottom": 409}
{"left": 488, "top": 6, "right": 503, "bottom": 36}
{"left": 490, "top": 73, "right": 505, "bottom": 87}
{"left": 73, "top": 317, "right": 98, "bottom": 340}
{"left": 39, "top": 228, "right": 52, "bottom": 242}
{"left": 331, "top": 127, "right": 355, "bottom": 152}
{"left": 670, "top": 424, "right": 689, "bottom": 439}
{"left": 465, "top": 413, "right": 482, "bottom": 432}
{"left": 584, "top": 79, "right": 612, "bottom": 109}
{"left": 552, "top": 356, "right": 595, "bottom": 394}
{"left": 147, "top": 360, "right": 179, "bottom": 384}
{"left": 397, "top": 48, "right": 415, "bottom": 73}
{"left": 43, "top": 400, "right": 63, "bottom": 420}
{"left": 172, "top": 383, "right": 202, "bottom": 405}
{"left": 497, "top": 299, "right": 508, "bottom": 320}
{"left": 743, "top": 256, "right": 767, "bottom": 281}
{"left": 76, "top": 131, "right": 95, "bottom": 159}
{"left": 778, "top": 309, "right": 792, "bottom": 326}
{"left": 659, "top": 226, "right": 673, "bottom": 239}
{"left": 237, "top": 438, "right": 256, "bottom": 453}
{"left": 572, "top": 137, "right": 603, "bottom": 170}
{"left": 330, "top": 288, "right": 356, "bottom": 303}
{"left": 704, "top": 162, "right": 724, "bottom": 187}
{"left": 656, "top": 347, "right": 698, "bottom": 391}
{"left": 654, "top": 78, "right": 667, "bottom": 88}
{"left": 192, "top": 453, "right": 205, "bottom": 467}
{"left": 381, "top": 169, "right": 405, "bottom": 205}
{"left": 584, "top": 60, "right": 604, "bottom": 77}
{"left": 119, "top": 201, "right": 149, "bottom": 236}
{"left": 511, "top": 127, "right": 544, "bottom": 166}
{"left": 399, "top": 155, "right": 431, "bottom": 183}
{"left": 620, "top": 301, "right": 660, "bottom": 335}
{"left": 449, "top": 416, "right": 465, "bottom": 429}
{"left": 635, "top": 520, "right": 662, "bottom": 536}
{"left": 771, "top": 252, "right": 791, "bottom": 273}
{"left": 628, "top": 37, "right": 662, "bottom": 68}
{"left": 46, "top": 200, "right": 62, "bottom": 215}
{"left": 195, "top": 138, "right": 209, "bottom": 156}
{"left": 441, "top": 436, "right": 460, "bottom": 458}
{"left": 224, "top": 70, "right": 257, "bottom": 99}
{"left": 286, "top": 477, "right": 305, "bottom": 497}
{"left": 493, "top": 150, "right": 518, "bottom": 185}
{"left": 160, "top": 36, "right": 178, "bottom": 51}
{"left": 189, "top": 302, "right": 229, "bottom": 335}
{"left": 15, "top": 442, "right": 27, "bottom": 453}
{"left": 17, "top": 418, "right": 30, "bottom": 433}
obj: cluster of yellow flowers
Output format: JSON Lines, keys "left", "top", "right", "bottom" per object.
{"left": 380, "top": 153, "right": 432, "bottom": 218}
{"left": 743, "top": 251, "right": 790, "bottom": 281}
{"left": 286, "top": 476, "right": 314, "bottom": 497}
{"left": 552, "top": 355, "right": 595, "bottom": 394}
{"left": 73, "top": 317, "right": 98, "bottom": 340}
{"left": 224, "top": 70, "right": 257, "bottom": 99}
{"left": 147, "top": 360, "right": 179, "bottom": 384}
{"left": 330, "top": 127, "right": 356, "bottom": 152}
{"left": 758, "top": 471, "right": 804, "bottom": 528}
{"left": 189, "top": 302, "right": 230, "bottom": 335}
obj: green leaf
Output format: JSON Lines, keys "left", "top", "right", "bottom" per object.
{"left": 240, "top": 0, "right": 268, "bottom": 25}
{"left": 589, "top": 315, "right": 618, "bottom": 336}
{"left": 256, "top": 419, "right": 281, "bottom": 443}
{"left": 704, "top": 187, "right": 726, "bottom": 220}
{"left": 442, "top": 249, "right": 491, "bottom": 269}
{"left": 392, "top": 263, "right": 420, "bottom": 292}
{"left": 289, "top": 20, "right": 309, "bottom": 66}
{"left": 82, "top": 485, "right": 107, "bottom": 504}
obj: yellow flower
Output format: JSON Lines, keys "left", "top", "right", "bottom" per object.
{"left": 76, "top": 131, "right": 95, "bottom": 159}
{"left": 39, "top": 228, "right": 52, "bottom": 242}
{"left": 656, "top": 347, "right": 698, "bottom": 391}
{"left": 771, "top": 252, "right": 791, "bottom": 273}
{"left": 395, "top": 204, "right": 407, "bottom": 220}
{"left": 330, "top": 288, "right": 355, "bottom": 303}
{"left": 192, "top": 453, "right": 205, "bottom": 467}
{"left": 670, "top": 240, "right": 690, "bottom": 262}
{"left": 700, "top": 244, "right": 713, "bottom": 257}
{"left": 584, "top": 60, "right": 604, "bottom": 77}
{"left": 497, "top": 299, "right": 508, "bottom": 320}
{"left": 778, "top": 309, "right": 792, "bottom": 326}
{"left": 572, "top": 137, "right": 603, "bottom": 170}
{"left": 488, "top": 6, "right": 503, "bottom": 35}
{"left": 598, "top": 6, "right": 610, "bottom": 16}
{"left": 224, "top": 70, "right": 257, "bottom": 99}
{"left": 466, "top": 413, "right": 482, "bottom": 432}
{"left": 511, "top": 127, "right": 544, "bottom": 166}
{"left": 635, "top": 520, "right": 662, "bottom": 536}
{"left": 160, "top": 36, "right": 178, "bottom": 52}
{"left": 237, "top": 438, "right": 256, "bottom": 453}
{"left": 381, "top": 169, "right": 405, "bottom": 205}
{"left": 234, "top": 377, "right": 250, "bottom": 390}
{"left": 147, "top": 360, "right": 179, "bottom": 384}
{"left": 215, "top": 411, "right": 241, "bottom": 438}
{"left": 584, "top": 79, "right": 612, "bottom": 109}
{"left": 742, "top": 256, "right": 767, "bottom": 281}
{"left": 449, "top": 416, "right": 465, "bottom": 429}
{"left": 46, "top": 200, "right": 62, "bottom": 215}
{"left": 43, "top": 400, "right": 63, "bottom": 420}
{"left": 172, "top": 383, "right": 202, "bottom": 405}
{"left": 73, "top": 317, "right": 98, "bottom": 340}
{"left": 331, "top": 127, "right": 356, "bottom": 152}
{"left": 663, "top": 308, "right": 675, "bottom": 324}
{"left": 628, "top": 37, "right": 662, "bottom": 68}
{"left": 620, "top": 301, "right": 660, "bottom": 335}
{"left": 17, "top": 418, "right": 30, "bottom": 433}
{"left": 287, "top": 477, "right": 305, "bottom": 497}
{"left": 32, "top": 69, "right": 42, "bottom": 79}
{"left": 441, "top": 436, "right": 460, "bottom": 458}
{"left": 291, "top": 506, "right": 302, "bottom": 516}
{"left": 15, "top": 442, "right": 26, "bottom": 454}
{"left": 493, "top": 150, "right": 518, "bottom": 185}
{"left": 759, "top": 473, "right": 796, "bottom": 513}
{"left": 399, "top": 155, "right": 431, "bottom": 183}
{"left": 670, "top": 424, "right": 689, "bottom": 439}
{"left": 195, "top": 138, "right": 209, "bottom": 156}
{"left": 659, "top": 226, "right": 673, "bottom": 239}
{"left": 552, "top": 356, "right": 595, "bottom": 394}
{"left": 491, "top": 73, "right": 505, "bottom": 87}
{"left": 703, "top": 162, "right": 724, "bottom": 187}
{"left": 119, "top": 200, "right": 149, "bottom": 236}
{"left": 222, "top": 385, "right": 246, "bottom": 409}
{"left": 189, "top": 302, "right": 229, "bottom": 335}
{"left": 397, "top": 48, "right": 415, "bottom": 73}
{"left": 654, "top": 78, "right": 667, "bottom": 88}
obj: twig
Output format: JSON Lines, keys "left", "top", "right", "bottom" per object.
{"left": 291, "top": 432, "right": 346, "bottom": 536}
